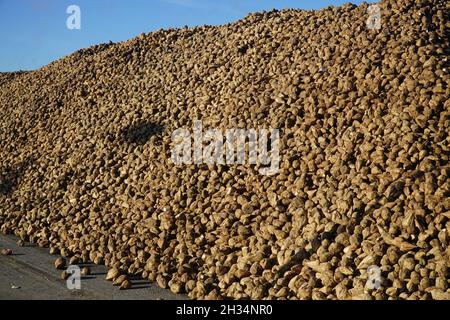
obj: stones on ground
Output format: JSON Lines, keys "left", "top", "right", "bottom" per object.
{"left": 113, "top": 274, "right": 128, "bottom": 286}
{"left": 120, "top": 280, "right": 132, "bottom": 290}
{"left": 81, "top": 267, "right": 91, "bottom": 276}
{"left": 61, "top": 271, "right": 70, "bottom": 280}
{"left": 54, "top": 257, "right": 65, "bottom": 270}
{"left": 106, "top": 268, "right": 121, "bottom": 281}
{"left": 69, "top": 256, "right": 80, "bottom": 265}
{"left": 1, "top": 248, "right": 12, "bottom": 255}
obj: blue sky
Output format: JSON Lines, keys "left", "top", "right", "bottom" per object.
{"left": 0, "top": 0, "right": 365, "bottom": 72}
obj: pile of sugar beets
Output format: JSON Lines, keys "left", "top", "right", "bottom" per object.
{"left": 0, "top": 0, "right": 449, "bottom": 299}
